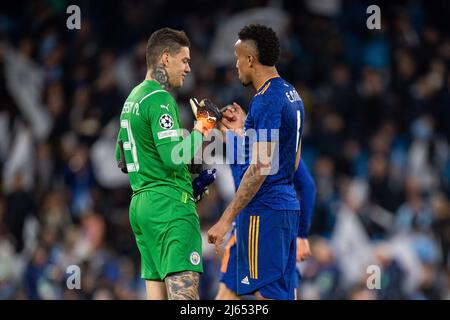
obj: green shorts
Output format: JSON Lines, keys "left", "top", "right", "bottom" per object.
{"left": 129, "top": 191, "right": 203, "bottom": 280}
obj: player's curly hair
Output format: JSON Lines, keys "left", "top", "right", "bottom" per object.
{"left": 146, "top": 28, "right": 190, "bottom": 68}
{"left": 238, "top": 24, "right": 280, "bottom": 67}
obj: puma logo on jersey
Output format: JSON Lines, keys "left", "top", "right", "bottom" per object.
{"left": 160, "top": 104, "right": 169, "bottom": 110}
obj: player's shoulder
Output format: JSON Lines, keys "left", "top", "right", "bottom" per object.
{"left": 131, "top": 82, "right": 176, "bottom": 115}
{"left": 137, "top": 83, "right": 172, "bottom": 105}
{"left": 272, "top": 78, "right": 303, "bottom": 107}
{"left": 254, "top": 77, "right": 292, "bottom": 105}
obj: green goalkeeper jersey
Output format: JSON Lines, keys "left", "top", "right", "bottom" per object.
{"left": 116, "top": 80, "right": 201, "bottom": 203}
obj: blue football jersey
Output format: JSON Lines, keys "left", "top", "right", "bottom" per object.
{"left": 236, "top": 76, "right": 305, "bottom": 211}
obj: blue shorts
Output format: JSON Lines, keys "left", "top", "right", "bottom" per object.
{"left": 220, "top": 207, "right": 299, "bottom": 299}
{"left": 221, "top": 241, "right": 303, "bottom": 299}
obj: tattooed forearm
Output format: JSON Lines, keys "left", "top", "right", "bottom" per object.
{"left": 221, "top": 142, "right": 273, "bottom": 222}
{"left": 222, "top": 162, "right": 269, "bottom": 222}
{"left": 165, "top": 271, "right": 200, "bottom": 300}
{"left": 151, "top": 65, "right": 170, "bottom": 90}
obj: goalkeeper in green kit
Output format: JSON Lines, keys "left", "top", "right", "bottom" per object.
{"left": 115, "top": 28, "right": 222, "bottom": 300}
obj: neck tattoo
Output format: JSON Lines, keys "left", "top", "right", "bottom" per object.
{"left": 151, "top": 65, "right": 170, "bottom": 90}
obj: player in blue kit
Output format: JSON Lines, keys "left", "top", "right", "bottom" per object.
{"left": 292, "top": 158, "right": 317, "bottom": 298}
{"left": 208, "top": 24, "right": 306, "bottom": 300}
{"left": 217, "top": 145, "right": 317, "bottom": 299}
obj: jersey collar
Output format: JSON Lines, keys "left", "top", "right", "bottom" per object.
{"left": 255, "top": 76, "right": 280, "bottom": 95}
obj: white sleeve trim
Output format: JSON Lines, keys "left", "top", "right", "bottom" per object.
{"left": 139, "top": 89, "right": 167, "bottom": 104}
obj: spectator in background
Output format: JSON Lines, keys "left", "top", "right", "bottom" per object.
{"left": 299, "top": 237, "right": 343, "bottom": 300}
{"left": 5, "top": 172, "right": 35, "bottom": 253}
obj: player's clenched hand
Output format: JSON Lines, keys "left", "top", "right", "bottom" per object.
{"left": 221, "top": 102, "right": 245, "bottom": 135}
{"left": 207, "top": 218, "right": 232, "bottom": 253}
{"left": 296, "top": 238, "right": 311, "bottom": 262}
{"left": 190, "top": 98, "right": 222, "bottom": 136}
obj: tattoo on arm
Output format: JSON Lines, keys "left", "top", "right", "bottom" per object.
{"left": 224, "top": 163, "right": 268, "bottom": 221}
{"left": 165, "top": 271, "right": 200, "bottom": 300}
{"left": 151, "top": 65, "right": 170, "bottom": 90}
{"left": 222, "top": 142, "right": 274, "bottom": 222}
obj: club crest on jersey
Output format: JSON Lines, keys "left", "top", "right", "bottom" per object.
{"left": 190, "top": 251, "right": 201, "bottom": 265}
{"left": 159, "top": 114, "right": 174, "bottom": 129}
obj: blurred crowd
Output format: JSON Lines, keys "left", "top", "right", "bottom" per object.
{"left": 0, "top": 0, "right": 449, "bottom": 300}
